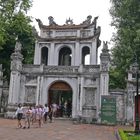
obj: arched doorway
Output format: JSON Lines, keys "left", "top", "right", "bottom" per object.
{"left": 48, "top": 81, "right": 72, "bottom": 117}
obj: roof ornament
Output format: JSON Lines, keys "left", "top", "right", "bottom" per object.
{"left": 102, "top": 41, "right": 109, "bottom": 53}
{"left": 35, "top": 18, "right": 43, "bottom": 27}
{"left": 92, "top": 16, "right": 98, "bottom": 29}
{"left": 48, "top": 16, "right": 57, "bottom": 26}
{"left": 82, "top": 15, "right": 92, "bottom": 25}
{"left": 66, "top": 17, "right": 73, "bottom": 25}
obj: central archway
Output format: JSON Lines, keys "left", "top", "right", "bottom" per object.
{"left": 48, "top": 81, "right": 72, "bottom": 117}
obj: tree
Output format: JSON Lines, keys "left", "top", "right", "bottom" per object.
{"left": 109, "top": 0, "right": 140, "bottom": 89}
{"left": 0, "top": 0, "right": 35, "bottom": 81}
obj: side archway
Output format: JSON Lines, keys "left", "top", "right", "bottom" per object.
{"left": 41, "top": 47, "right": 48, "bottom": 65}
{"left": 58, "top": 46, "right": 72, "bottom": 66}
{"left": 82, "top": 46, "right": 90, "bottom": 65}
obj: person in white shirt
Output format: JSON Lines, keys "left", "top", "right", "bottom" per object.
{"left": 36, "top": 105, "right": 43, "bottom": 127}
{"left": 43, "top": 104, "right": 49, "bottom": 123}
{"left": 31, "top": 105, "right": 36, "bottom": 125}
{"left": 15, "top": 103, "right": 23, "bottom": 128}
{"left": 52, "top": 103, "right": 58, "bottom": 117}
{"left": 23, "top": 106, "right": 32, "bottom": 129}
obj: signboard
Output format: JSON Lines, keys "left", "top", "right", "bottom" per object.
{"left": 101, "top": 95, "right": 116, "bottom": 125}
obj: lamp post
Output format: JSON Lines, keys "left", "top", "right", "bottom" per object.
{"left": 133, "top": 59, "right": 140, "bottom": 134}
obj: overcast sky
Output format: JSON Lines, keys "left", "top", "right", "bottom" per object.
{"left": 28, "top": 0, "right": 115, "bottom": 50}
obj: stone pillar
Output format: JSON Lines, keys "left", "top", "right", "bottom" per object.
{"left": 39, "top": 76, "right": 44, "bottom": 104}
{"left": 7, "top": 41, "right": 23, "bottom": 117}
{"left": 75, "top": 42, "right": 80, "bottom": 66}
{"left": 91, "top": 41, "right": 97, "bottom": 65}
{"left": 34, "top": 40, "right": 40, "bottom": 64}
{"left": 77, "top": 77, "right": 81, "bottom": 114}
{"left": 126, "top": 65, "right": 136, "bottom": 124}
{"left": 100, "top": 41, "right": 110, "bottom": 96}
{"left": 36, "top": 76, "right": 41, "bottom": 105}
{"left": 80, "top": 77, "right": 84, "bottom": 112}
{"left": 49, "top": 42, "right": 55, "bottom": 65}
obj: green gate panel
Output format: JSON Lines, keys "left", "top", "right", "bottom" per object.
{"left": 101, "top": 95, "right": 116, "bottom": 125}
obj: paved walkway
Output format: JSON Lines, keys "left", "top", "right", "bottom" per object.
{"left": 0, "top": 118, "right": 133, "bottom": 140}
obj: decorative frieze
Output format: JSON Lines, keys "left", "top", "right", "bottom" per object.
{"left": 84, "top": 65, "right": 100, "bottom": 73}
{"left": 44, "top": 66, "right": 79, "bottom": 73}
{"left": 22, "top": 65, "right": 101, "bottom": 75}
{"left": 80, "top": 30, "right": 93, "bottom": 37}
{"left": 24, "top": 86, "right": 36, "bottom": 103}
{"left": 85, "top": 88, "right": 95, "bottom": 106}
{"left": 26, "top": 76, "right": 37, "bottom": 85}
{"left": 55, "top": 30, "right": 77, "bottom": 37}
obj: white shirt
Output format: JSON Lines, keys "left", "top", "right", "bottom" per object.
{"left": 16, "top": 107, "right": 23, "bottom": 115}
{"left": 43, "top": 106, "right": 49, "bottom": 113}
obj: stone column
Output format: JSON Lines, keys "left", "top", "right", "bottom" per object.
{"left": 76, "top": 30, "right": 81, "bottom": 66}
{"left": 91, "top": 40, "right": 97, "bottom": 65}
{"left": 79, "top": 65, "right": 84, "bottom": 112}
{"left": 7, "top": 41, "right": 23, "bottom": 117}
{"left": 75, "top": 42, "right": 80, "bottom": 66}
{"left": 126, "top": 65, "right": 136, "bottom": 124}
{"left": 49, "top": 42, "right": 55, "bottom": 65}
{"left": 100, "top": 41, "right": 110, "bottom": 96}
{"left": 34, "top": 40, "right": 40, "bottom": 64}
{"left": 36, "top": 76, "right": 41, "bottom": 105}
{"left": 8, "top": 41, "right": 23, "bottom": 103}
{"left": 39, "top": 76, "right": 44, "bottom": 104}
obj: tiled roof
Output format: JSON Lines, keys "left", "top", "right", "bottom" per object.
{"left": 39, "top": 22, "right": 95, "bottom": 30}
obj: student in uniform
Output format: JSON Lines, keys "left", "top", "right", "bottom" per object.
{"left": 36, "top": 105, "right": 43, "bottom": 127}
{"left": 23, "top": 106, "right": 32, "bottom": 129}
{"left": 48, "top": 105, "right": 53, "bottom": 123}
{"left": 15, "top": 103, "right": 23, "bottom": 128}
{"left": 43, "top": 104, "right": 49, "bottom": 123}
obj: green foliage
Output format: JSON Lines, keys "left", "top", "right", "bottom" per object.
{"left": 119, "top": 129, "right": 140, "bottom": 140}
{"left": 129, "top": 136, "right": 140, "bottom": 140}
{"left": 0, "top": 0, "right": 35, "bottom": 81}
{"left": 119, "top": 129, "right": 128, "bottom": 140}
{"left": 110, "top": 0, "right": 140, "bottom": 89}
{"left": 109, "top": 67, "right": 126, "bottom": 89}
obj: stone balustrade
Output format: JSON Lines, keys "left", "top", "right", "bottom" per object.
{"left": 22, "top": 65, "right": 100, "bottom": 75}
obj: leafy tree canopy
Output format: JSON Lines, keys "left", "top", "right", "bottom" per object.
{"left": 109, "top": 0, "right": 140, "bottom": 89}
{"left": 0, "top": 0, "right": 35, "bottom": 81}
